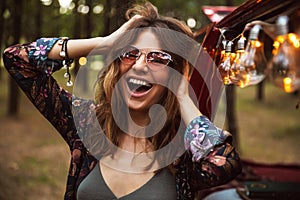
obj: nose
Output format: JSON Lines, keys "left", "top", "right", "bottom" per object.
{"left": 132, "top": 53, "right": 149, "bottom": 73}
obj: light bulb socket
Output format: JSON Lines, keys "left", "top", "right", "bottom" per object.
{"left": 225, "top": 41, "right": 233, "bottom": 52}
{"left": 276, "top": 15, "right": 289, "bottom": 36}
{"left": 249, "top": 25, "right": 261, "bottom": 40}
{"left": 237, "top": 38, "right": 245, "bottom": 50}
{"left": 222, "top": 40, "right": 227, "bottom": 50}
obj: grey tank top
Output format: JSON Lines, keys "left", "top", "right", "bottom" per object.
{"left": 77, "top": 163, "right": 177, "bottom": 200}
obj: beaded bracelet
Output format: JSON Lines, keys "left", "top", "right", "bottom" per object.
{"left": 58, "top": 37, "right": 73, "bottom": 86}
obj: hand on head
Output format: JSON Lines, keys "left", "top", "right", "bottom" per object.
{"left": 106, "top": 15, "right": 143, "bottom": 46}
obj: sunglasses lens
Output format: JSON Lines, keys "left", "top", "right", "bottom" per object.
{"left": 147, "top": 51, "right": 172, "bottom": 70}
{"left": 119, "top": 47, "right": 172, "bottom": 71}
{"left": 120, "top": 47, "right": 140, "bottom": 64}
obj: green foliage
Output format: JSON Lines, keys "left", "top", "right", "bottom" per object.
{"left": 2, "top": 0, "right": 246, "bottom": 43}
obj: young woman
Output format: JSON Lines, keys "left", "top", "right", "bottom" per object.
{"left": 3, "top": 2, "right": 242, "bottom": 200}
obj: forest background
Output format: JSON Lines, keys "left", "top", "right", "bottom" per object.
{"left": 0, "top": 0, "right": 299, "bottom": 199}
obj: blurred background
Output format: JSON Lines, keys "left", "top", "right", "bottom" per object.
{"left": 0, "top": 0, "right": 299, "bottom": 199}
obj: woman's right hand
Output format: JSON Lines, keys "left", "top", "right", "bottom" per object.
{"left": 48, "top": 15, "right": 143, "bottom": 60}
{"left": 104, "top": 15, "right": 143, "bottom": 47}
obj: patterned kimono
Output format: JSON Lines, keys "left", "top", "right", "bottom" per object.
{"left": 3, "top": 38, "right": 242, "bottom": 200}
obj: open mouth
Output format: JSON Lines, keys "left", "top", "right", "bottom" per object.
{"left": 127, "top": 78, "right": 153, "bottom": 93}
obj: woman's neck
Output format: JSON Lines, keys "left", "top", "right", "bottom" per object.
{"left": 118, "top": 131, "right": 152, "bottom": 153}
{"left": 129, "top": 109, "right": 150, "bottom": 127}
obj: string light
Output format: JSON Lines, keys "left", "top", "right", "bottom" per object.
{"left": 238, "top": 25, "right": 267, "bottom": 87}
{"left": 268, "top": 16, "right": 300, "bottom": 93}
{"left": 216, "top": 15, "right": 299, "bottom": 96}
{"left": 216, "top": 25, "right": 267, "bottom": 87}
{"left": 229, "top": 36, "right": 248, "bottom": 87}
{"left": 218, "top": 41, "right": 233, "bottom": 84}
{"left": 214, "top": 15, "right": 299, "bottom": 109}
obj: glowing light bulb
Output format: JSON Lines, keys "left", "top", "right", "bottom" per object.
{"left": 218, "top": 41, "right": 233, "bottom": 84}
{"left": 239, "top": 25, "right": 267, "bottom": 87}
{"left": 283, "top": 77, "right": 293, "bottom": 93}
{"left": 268, "top": 16, "right": 300, "bottom": 93}
{"left": 230, "top": 37, "right": 248, "bottom": 87}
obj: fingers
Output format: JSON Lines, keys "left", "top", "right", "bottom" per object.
{"left": 110, "top": 14, "right": 143, "bottom": 37}
{"left": 120, "top": 14, "right": 143, "bottom": 30}
{"left": 177, "top": 75, "right": 189, "bottom": 99}
{"left": 104, "top": 15, "right": 143, "bottom": 48}
{"left": 130, "top": 14, "right": 143, "bottom": 20}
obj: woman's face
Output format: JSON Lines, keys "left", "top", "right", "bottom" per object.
{"left": 119, "top": 30, "right": 170, "bottom": 113}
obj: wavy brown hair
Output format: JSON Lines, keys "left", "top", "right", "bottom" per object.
{"left": 94, "top": 1, "right": 196, "bottom": 165}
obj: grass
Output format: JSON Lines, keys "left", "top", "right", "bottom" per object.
{"left": 0, "top": 69, "right": 299, "bottom": 199}
{"left": 236, "top": 81, "right": 300, "bottom": 164}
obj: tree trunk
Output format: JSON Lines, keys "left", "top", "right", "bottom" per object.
{"left": 0, "top": 0, "right": 6, "bottom": 80}
{"left": 8, "top": 0, "right": 23, "bottom": 117}
{"left": 224, "top": 0, "right": 239, "bottom": 149}
{"left": 225, "top": 85, "right": 239, "bottom": 149}
{"left": 103, "top": 0, "right": 113, "bottom": 35}
{"left": 73, "top": 0, "right": 81, "bottom": 76}
{"left": 256, "top": 80, "right": 265, "bottom": 101}
{"left": 80, "top": 0, "right": 93, "bottom": 92}
{"left": 34, "top": 0, "right": 42, "bottom": 39}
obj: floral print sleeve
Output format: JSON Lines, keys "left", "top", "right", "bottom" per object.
{"left": 3, "top": 38, "right": 77, "bottom": 148}
{"left": 184, "top": 116, "right": 231, "bottom": 162}
{"left": 175, "top": 116, "right": 242, "bottom": 198}
{"left": 28, "top": 38, "right": 60, "bottom": 67}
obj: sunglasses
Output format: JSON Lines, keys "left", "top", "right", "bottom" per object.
{"left": 119, "top": 46, "right": 173, "bottom": 71}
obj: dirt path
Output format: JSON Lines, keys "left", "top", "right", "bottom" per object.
{"left": 0, "top": 108, "right": 69, "bottom": 200}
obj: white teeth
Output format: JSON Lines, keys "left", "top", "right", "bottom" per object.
{"left": 128, "top": 78, "right": 152, "bottom": 87}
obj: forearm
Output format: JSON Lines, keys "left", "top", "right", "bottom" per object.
{"left": 179, "top": 95, "right": 202, "bottom": 126}
{"left": 48, "top": 37, "right": 110, "bottom": 60}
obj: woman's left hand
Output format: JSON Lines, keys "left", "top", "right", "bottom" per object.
{"left": 177, "top": 75, "right": 202, "bottom": 125}
{"left": 176, "top": 74, "right": 190, "bottom": 103}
